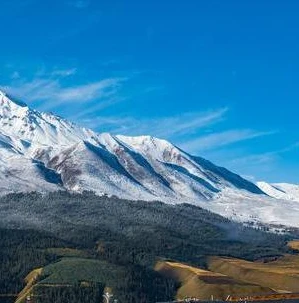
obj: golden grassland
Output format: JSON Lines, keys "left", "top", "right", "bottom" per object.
{"left": 154, "top": 261, "right": 273, "bottom": 301}
{"left": 155, "top": 241, "right": 299, "bottom": 300}
{"left": 15, "top": 268, "right": 43, "bottom": 303}
{"left": 288, "top": 240, "right": 299, "bottom": 251}
{"left": 208, "top": 254, "right": 299, "bottom": 293}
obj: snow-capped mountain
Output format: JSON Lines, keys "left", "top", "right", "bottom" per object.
{"left": 1, "top": 90, "right": 299, "bottom": 228}
{"left": 257, "top": 181, "right": 299, "bottom": 202}
{"left": 0, "top": 90, "right": 263, "bottom": 199}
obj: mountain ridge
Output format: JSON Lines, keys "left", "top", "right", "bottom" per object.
{"left": 0, "top": 90, "right": 264, "bottom": 199}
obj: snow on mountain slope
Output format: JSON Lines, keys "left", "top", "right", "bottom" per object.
{"left": 257, "top": 181, "right": 299, "bottom": 202}
{"left": 1, "top": 90, "right": 299, "bottom": 227}
{"left": 115, "top": 135, "right": 264, "bottom": 198}
{"left": 0, "top": 156, "right": 62, "bottom": 194}
{"left": 47, "top": 140, "right": 160, "bottom": 200}
{"left": 0, "top": 132, "right": 61, "bottom": 194}
{"left": 205, "top": 188, "right": 299, "bottom": 228}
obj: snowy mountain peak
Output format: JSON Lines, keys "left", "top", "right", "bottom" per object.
{"left": 0, "top": 89, "right": 7, "bottom": 98}
{"left": 0, "top": 93, "right": 97, "bottom": 154}
{"left": 0, "top": 90, "right": 28, "bottom": 109}
{"left": 0, "top": 90, "right": 5, "bottom": 98}
{"left": 116, "top": 135, "right": 181, "bottom": 162}
{"left": 117, "top": 135, "right": 175, "bottom": 150}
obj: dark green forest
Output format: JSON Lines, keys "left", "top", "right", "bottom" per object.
{"left": 0, "top": 191, "right": 295, "bottom": 303}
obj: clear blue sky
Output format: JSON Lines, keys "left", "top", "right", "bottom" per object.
{"left": 0, "top": 0, "right": 298, "bottom": 183}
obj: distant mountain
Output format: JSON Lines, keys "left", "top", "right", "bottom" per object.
{"left": 1, "top": 90, "right": 299, "bottom": 228}
{"left": 257, "top": 181, "right": 299, "bottom": 202}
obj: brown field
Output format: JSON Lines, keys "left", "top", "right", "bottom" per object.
{"left": 154, "top": 261, "right": 273, "bottom": 301}
{"left": 208, "top": 255, "right": 299, "bottom": 293}
{"left": 15, "top": 268, "right": 42, "bottom": 303}
{"left": 288, "top": 240, "right": 299, "bottom": 251}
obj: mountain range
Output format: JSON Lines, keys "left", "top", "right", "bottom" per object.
{"left": 0, "top": 90, "right": 299, "bottom": 228}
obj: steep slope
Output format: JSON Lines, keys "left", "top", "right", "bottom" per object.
{"left": 0, "top": 126, "right": 61, "bottom": 194}
{"left": 47, "top": 140, "right": 157, "bottom": 200}
{"left": 257, "top": 181, "right": 299, "bottom": 202}
{"left": 115, "top": 135, "right": 264, "bottom": 198}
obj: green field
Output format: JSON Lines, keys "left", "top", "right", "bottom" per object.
{"left": 39, "top": 257, "right": 126, "bottom": 286}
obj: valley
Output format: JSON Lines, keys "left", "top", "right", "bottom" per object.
{"left": 0, "top": 91, "right": 298, "bottom": 303}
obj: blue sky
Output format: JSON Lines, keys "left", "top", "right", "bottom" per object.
{"left": 0, "top": 0, "right": 298, "bottom": 183}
